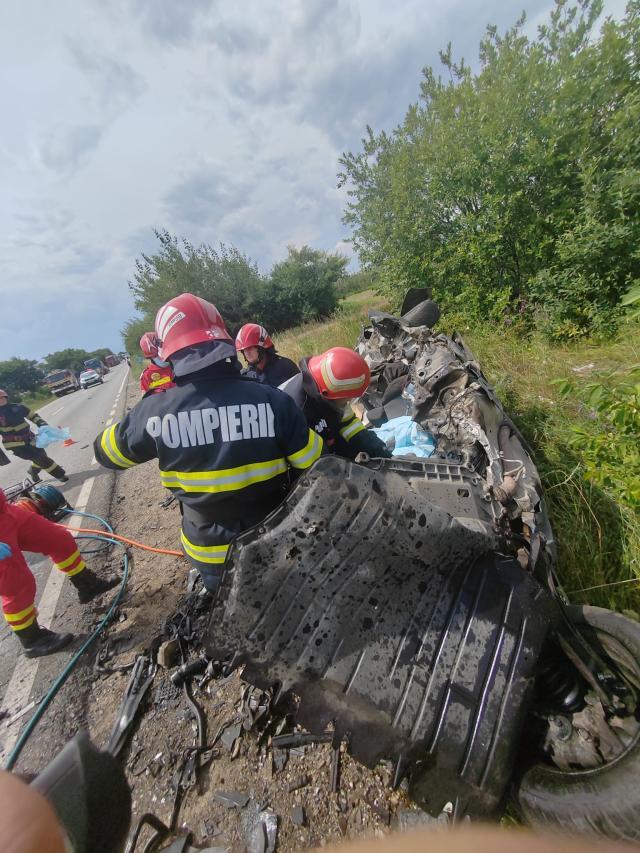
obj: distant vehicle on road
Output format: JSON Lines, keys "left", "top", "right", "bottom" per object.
{"left": 43, "top": 369, "right": 80, "bottom": 397}
{"left": 79, "top": 369, "right": 103, "bottom": 390}
{"left": 83, "top": 358, "right": 108, "bottom": 376}
{"left": 104, "top": 354, "right": 120, "bottom": 368}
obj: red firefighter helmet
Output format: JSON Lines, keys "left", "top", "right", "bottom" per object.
{"left": 0, "top": 388, "right": 7, "bottom": 397}
{"left": 139, "top": 332, "right": 161, "bottom": 359}
{"left": 307, "top": 348, "right": 371, "bottom": 400}
{"left": 154, "top": 293, "right": 232, "bottom": 360}
{"left": 235, "top": 323, "right": 274, "bottom": 352}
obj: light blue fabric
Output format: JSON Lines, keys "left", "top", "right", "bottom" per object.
{"left": 372, "top": 415, "right": 436, "bottom": 458}
{"left": 35, "top": 425, "right": 70, "bottom": 448}
{"left": 0, "top": 542, "right": 12, "bottom": 560}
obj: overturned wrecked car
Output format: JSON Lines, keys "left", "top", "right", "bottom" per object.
{"left": 206, "top": 294, "right": 640, "bottom": 841}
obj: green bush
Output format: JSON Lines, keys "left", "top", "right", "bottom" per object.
{"left": 339, "top": 0, "right": 640, "bottom": 336}
{"left": 123, "top": 232, "right": 346, "bottom": 351}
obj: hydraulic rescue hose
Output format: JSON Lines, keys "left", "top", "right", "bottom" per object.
{"left": 64, "top": 524, "right": 183, "bottom": 557}
{"left": 4, "top": 508, "right": 132, "bottom": 771}
{"left": 4, "top": 508, "right": 184, "bottom": 770}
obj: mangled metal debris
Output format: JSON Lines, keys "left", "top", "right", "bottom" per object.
{"left": 206, "top": 454, "right": 556, "bottom": 818}
{"left": 107, "top": 654, "right": 157, "bottom": 757}
{"left": 213, "top": 790, "right": 251, "bottom": 809}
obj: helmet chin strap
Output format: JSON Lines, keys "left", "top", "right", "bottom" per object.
{"left": 256, "top": 347, "right": 268, "bottom": 370}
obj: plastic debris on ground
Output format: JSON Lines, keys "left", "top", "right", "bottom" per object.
{"left": 35, "top": 425, "right": 71, "bottom": 448}
{"left": 372, "top": 415, "right": 436, "bottom": 457}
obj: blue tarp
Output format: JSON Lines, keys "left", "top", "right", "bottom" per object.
{"left": 35, "top": 425, "right": 70, "bottom": 448}
{"left": 372, "top": 415, "right": 436, "bottom": 458}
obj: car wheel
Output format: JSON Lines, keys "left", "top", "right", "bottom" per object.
{"left": 516, "top": 606, "right": 640, "bottom": 842}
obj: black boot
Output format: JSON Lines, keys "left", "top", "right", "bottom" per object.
{"left": 49, "top": 465, "right": 68, "bottom": 483}
{"left": 16, "top": 621, "right": 74, "bottom": 659}
{"left": 69, "top": 569, "right": 120, "bottom": 604}
{"left": 28, "top": 467, "right": 41, "bottom": 483}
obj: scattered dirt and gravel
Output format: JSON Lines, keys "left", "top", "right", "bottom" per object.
{"left": 39, "top": 372, "right": 431, "bottom": 851}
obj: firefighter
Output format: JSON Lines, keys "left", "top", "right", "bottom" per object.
{"left": 93, "top": 293, "right": 323, "bottom": 592}
{"left": 0, "top": 487, "right": 119, "bottom": 658}
{"left": 0, "top": 390, "right": 68, "bottom": 483}
{"left": 235, "top": 323, "right": 299, "bottom": 387}
{"left": 279, "top": 347, "right": 391, "bottom": 460}
{"left": 139, "top": 332, "right": 176, "bottom": 396}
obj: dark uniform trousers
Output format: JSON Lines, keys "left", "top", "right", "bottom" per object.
{"left": 93, "top": 369, "right": 323, "bottom": 590}
{"left": 0, "top": 403, "right": 66, "bottom": 480}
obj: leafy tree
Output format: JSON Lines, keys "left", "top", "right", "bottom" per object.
{"left": 44, "top": 348, "right": 94, "bottom": 375}
{"left": 259, "top": 246, "right": 344, "bottom": 329}
{"left": 129, "top": 230, "right": 264, "bottom": 331}
{"left": 123, "top": 234, "right": 346, "bottom": 348}
{"left": 339, "top": 0, "right": 640, "bottom": 334}
{"left": 0, "top": 358, "right": 44, "bottom": 398}
{"left": 121, "top": 317, "right": 150, "bottom": 361}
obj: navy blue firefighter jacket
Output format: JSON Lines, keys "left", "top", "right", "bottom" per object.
{"left": 93, "top": 363, "right": 323, "bottom": 587}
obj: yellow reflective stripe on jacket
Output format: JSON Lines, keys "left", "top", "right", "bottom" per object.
{"left": 149, "top": 375, "right": 172, "bottom": 389}
{"left": 161, "top": 457, "right": 288, "bottom": 493}
{"left": 180, "top": 531, "right": 229, "bottom": 564}
{"left": 100, "top": 424, "right": 136, "bottom": 469}
{"left": 287, "top": 429, "right": 323, "bottom": 469}
{"left": 340, "top": 417, "right": 366, "bottom": 441}
{"left": 2, "top": 440, "right": 28, "bottom": 448}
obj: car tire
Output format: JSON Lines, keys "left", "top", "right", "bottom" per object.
{"left": 516, "top": 606, "right": 640, "bottom": 842}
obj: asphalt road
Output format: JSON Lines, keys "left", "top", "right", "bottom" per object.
{"left": 0, "top": 362, "right": 130, "bottom": 763}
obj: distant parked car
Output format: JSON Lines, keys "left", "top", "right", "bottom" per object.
{"left": 79, "top": 369, "right": 103, "bottom": 390}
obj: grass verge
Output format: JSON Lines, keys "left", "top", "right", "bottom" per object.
{"left": 21, "top": 390, "right": 57, "bottom": 411}
{"left": 275, "top": 293, "right": 640, "bottom": 612}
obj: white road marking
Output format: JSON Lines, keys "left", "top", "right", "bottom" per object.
{"left": 50, "top": 406, "right": 64, "bottom": 416}
{"left": 0, "top": 371, "right": 130, "bottom": 762}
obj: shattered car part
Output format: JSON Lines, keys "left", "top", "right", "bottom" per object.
{"left": 355, "top": 306, "right": 553, "bottom": 567}
{"left": 213, "top": 790, "right": 250, "bottom": 809}
{"left": 206, "top": 455, "right": 557, "bottom": 817}
{"left": 244, "top": 804, "right": 278, "bottom": 853}
{"left": 107, "top": 654, "right": 157, "bottom": 757}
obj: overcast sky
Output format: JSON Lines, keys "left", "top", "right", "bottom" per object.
{"left": 0, "top": 0, "right": 627, "bottom": 361}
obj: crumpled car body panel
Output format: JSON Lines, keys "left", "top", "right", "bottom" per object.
{"left": 206, "top": 455, "right": 557, "bottom": 817}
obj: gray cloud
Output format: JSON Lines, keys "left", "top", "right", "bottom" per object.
{"left": 0, "top": 0, "right": 627, "bottom": 360}
{"left": 39, "top": 123, "right": 104, "bottom": 174}
{"left": 131, "top": 0, "right": 212, "bottom": 45}
{"left": 54, "top": 245, "right": 109, "bottom": 276}
{"left": 164, "top": 168, "right": 253, "bottom": 228}
{"left": 67, "top": 43, "right": 147, "bottom": 112}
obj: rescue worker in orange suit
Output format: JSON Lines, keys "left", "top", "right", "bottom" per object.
{"left": 0, "top": 488, "right": 119, "bottom": 658}
{"left": 0, "top": 389, "right": 68, "bottom": 483}
{"left": 235, "top": 323, "right": 299, "bottom": 387}
{"left": 139, "top": 332, "right": 176, "bottom": 396}
{"left": 279, "top": 347, "right": 391, "bottom": 460}
{"left": 93, "top": 293, "right": 323, "bottom": 592}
